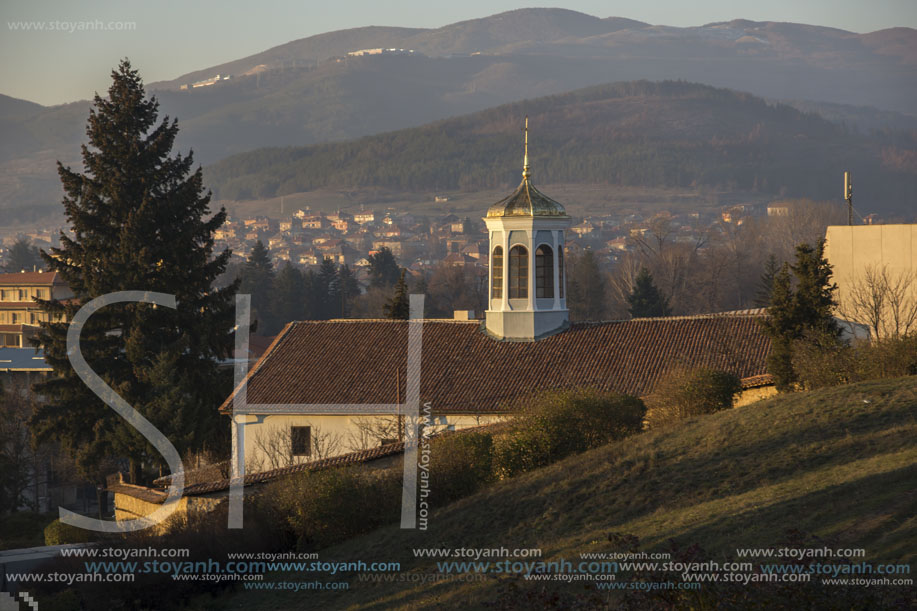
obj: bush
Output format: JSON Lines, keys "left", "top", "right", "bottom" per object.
{"left": 258, "top": 467, "right": 402, "bottom": 551}
{"left": 792, "top": 332, "right": 917, "bottom": 390}
{"left": 429, "top": 431, "right": 494, "bottom": 506}
{"left": 645, "top": 368, "right": 742, "bottom": 428}
{"left": 492, "top": 426, "right": 553, "bottom": 479}
{"left": 792, "top": 331, "right": 861, "bottom": 390}
{"left": 858, "top": 334, "right": 917, "bottom": 379}
{"left": 43, "top": 518, "right": 94, "bottom": 546}
{"left": 493, "top": 389, "right": 646, "bottom": 477}
{"left": 32, "top": 502, "right": 282, "bottom": 610}
{"left": 0, "top": 511, "right": 57, "bottom": 550}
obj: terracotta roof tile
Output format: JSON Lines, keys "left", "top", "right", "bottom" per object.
{"left": 220, "top": 313, "right": 771, "bottom": 414}
{"left": 0, "top": 271, "right": 61, "bottom": 285}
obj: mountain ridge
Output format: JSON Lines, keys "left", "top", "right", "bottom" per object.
{"left": 203, "top": 79, "right": 917, "bottom": 215}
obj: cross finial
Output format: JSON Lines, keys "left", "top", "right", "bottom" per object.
{"left": 522, "top": 115, "right": 530, "bottom": 179}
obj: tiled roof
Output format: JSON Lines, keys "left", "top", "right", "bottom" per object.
{"left": 740, "top": 374, "right": 775, "bottom": 389}
{"left": 108, "top": 481, "right": 169, "bottom": 504}
{"left": 220, "top": 313, "right": 771, "bottom": 414}
{"left": 0, "top": 271, "right": 61, "bottom": 285}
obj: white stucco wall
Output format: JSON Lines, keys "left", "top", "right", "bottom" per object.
{"left": 233, "top": 413, "right": 506, "bottom": 474}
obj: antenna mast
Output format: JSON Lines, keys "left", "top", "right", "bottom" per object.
{"left": 844, "top": 171, "right": 853, "bottom": 226}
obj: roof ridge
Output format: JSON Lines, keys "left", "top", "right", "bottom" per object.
{"left": 293, "top": 319, "right": 481, "bottom": 324}
{"left": 578, "top": 309, "right": 768, "bottom": 324}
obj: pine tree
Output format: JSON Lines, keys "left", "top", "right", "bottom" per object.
{"left": 302, "top": 269, "right": 320, "bottom": 319}
{"left": 754, "top": 254, "right": 780, "bottom": 307}
{"left": 316, "top": 258, "right": 341, "bottom": 319}
{"left": 4, "top": 237, "right": 42, "bottom": 272}
{"left": 270, "top": 262, "right": 304, "bottom": 332}
{"left": 368, "top": 247, "right": 401, "bottom": 288}
{"left": 760, "top": 240, "right": 839, "bottom": 391}
{"left": 30, "top": 60, "right": 237, "bottom": 484}
{"left": 238, "top": 240, "right": 274, "bottom": 333}
{"left": 627, "top": 267, "right": 671, "bottom": 318}
{"left": 337, "top": 264, "right": 359, "bottom": 317}
{"left": 761, "top": 264, "right": 797, "bottom": 391}
{"left": 568, "top": 251, "right": 607, "bottom": 321}
{"left": 383, "top": 269, "right": 410, "bottom": 320}
{"left": 791, "top": 240, "right": 838, "bottom": 337}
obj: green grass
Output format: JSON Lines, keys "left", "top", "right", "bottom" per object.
{"left": 222, "top": 377, "right": 917, "bottom": 610}
{"left": 0, "top": 511, "right": 58, "bottom": 550}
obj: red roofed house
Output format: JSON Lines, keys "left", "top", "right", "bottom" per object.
{"left": 219, "top": 122, "right": 773, "bottom": 474}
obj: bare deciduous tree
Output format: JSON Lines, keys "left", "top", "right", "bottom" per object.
{"left": 346, "top": 416, "right": 401, "bottom": 452}
{"left": 841, "top": 265, "right": 917, "bottom": 340}
{"left": 249, "top": 423, "right": 343, "bottom": 473}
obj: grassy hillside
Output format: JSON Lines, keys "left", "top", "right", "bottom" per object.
{"left": 205, "top": 80, "right": 917, "bottom": 213}
{"left": 224, "top": 376, "right": 917, "bottom": 609}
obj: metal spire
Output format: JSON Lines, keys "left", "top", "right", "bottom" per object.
{"left": 522, "top": 115, "right": 530, "bottom": 180}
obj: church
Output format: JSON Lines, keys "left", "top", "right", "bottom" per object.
{"left": 218, "top": 119, "right": 773, "bottom": 475}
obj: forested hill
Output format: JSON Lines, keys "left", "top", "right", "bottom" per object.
{"left": 205, "top": 81, "right": 917, "bottom": 212}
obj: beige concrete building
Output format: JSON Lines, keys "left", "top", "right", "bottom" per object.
{"left": 825, "top": 224, "right": 917, "bottom": 338}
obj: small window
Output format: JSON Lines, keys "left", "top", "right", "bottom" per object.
{"left": 509, "top": 245, "right": 528, "bottom": 299}
{"left": 291, "top": 426, "right": 311, "bottom": 457}
{"left": 558, "top": 248, "right": 565, "bottom": 299}
{"left": 535, "top": 245, "right": 554, "bottom": 299}
{"left": 491, "top": 246, "right": 503, "bottom": 299}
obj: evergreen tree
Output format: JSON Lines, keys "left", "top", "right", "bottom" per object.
{"left": 762, "top": 264, "right": 797, "bottom": 391}
{"left": 760, "top": 240, "right": 838, "bottom": 391}
{"left": 337, "top": 264, "right": 360, "bottom": 317}
{"left": 30, "top": 60, "right": 237, "bottom": 484}
{"left": 754, "top": 254, "right": 780, "bottom": 307}
{"left": 302, "top": 269, "right": 320, "bottom": 319}
{"left": 383, "top": 270, "right": 410, "bottom": 320}
{"left": 414, "top": 273, "right": 431, "bottom": 318}
{"left": 567, "top": 251, "right": 607, "bottom": 321}
{"left": 316, "top": 258, "right": 341, "bottom": 319}
{"left": 4, "top": 237, "right": 42, "bottom": 272}
{"left": 627, "top": 267, "right": 671, "bottom": 318}
{"left": 238, "top": 240, "right": 274, "bottom": 333}
{"left": 791, "top": 240, "right": 838, "bottom": 337}
{"left": 367, "top": 247, "right": 401, "bottom": 288}
{"left": 271, "top": 262, "right": 305, "bottom": 332}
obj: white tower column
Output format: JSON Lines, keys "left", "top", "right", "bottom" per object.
{"left": 526, "top": 229, "right": 534, "bottom": 311}
{"left": 501, "top": 230, "right": 509, "bottom": 310}
{"left": 552, "top": 230, "right": 561, "bottom": 310}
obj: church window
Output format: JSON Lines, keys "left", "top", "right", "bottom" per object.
{"left": 535, "top": 245, "right": 554, "bottom": 298}
{"left": 491, "top": 246, "right": 503, "bottom": 299}
{"left": 509, "top": 245, "right": 528, "bottom": 299}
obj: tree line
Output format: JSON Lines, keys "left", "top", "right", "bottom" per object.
{"left": 206, "top": 80, "right": 917, "bottom": 214}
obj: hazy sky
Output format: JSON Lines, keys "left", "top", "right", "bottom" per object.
{"left": 3, "top": 0, "right": 916, "bottom": 105}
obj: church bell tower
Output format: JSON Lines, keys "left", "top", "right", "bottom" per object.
{"left": 484, "top": 117, "right": 572, "bottom": 341}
